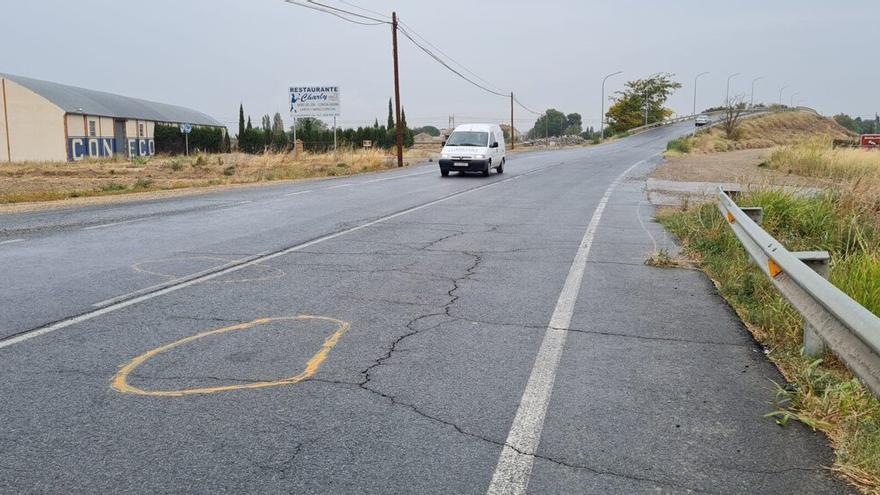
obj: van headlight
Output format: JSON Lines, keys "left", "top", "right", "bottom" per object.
{"left": 441, "top": 153, "right": 450, "bottom": 159}
{"left": 473, "top": 154, "right": 485, "bottom": 160}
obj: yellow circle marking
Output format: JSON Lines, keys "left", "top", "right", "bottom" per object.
{"left": 111, "top": 315, "right": 350, "bottom": 397}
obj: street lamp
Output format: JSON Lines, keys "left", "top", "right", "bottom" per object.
{"left": 779, "top": 85, "right": 790, "bottom": 106}
{"left": 693, "top": 72, "right": 709, "bottom": 116}
{"left": 726, "top": 73, "right": 740, "bottom": 106}
{"left": 600, "top": 70, "right": 623, "bottom": 140}
{"left": 790, "top": 92, "right": 800, "bottom": 109}
{"left": 750, "top": 76, "right": 765, "bottom": 108}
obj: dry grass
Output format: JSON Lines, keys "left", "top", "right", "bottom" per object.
{"left": 0, "top": 148, "right": 435, "bottom": 204}
{"left": 686, "top": 112, "right": 854, "bottom": 154}
{"left": 770, "top": 138, "right": 880, "bottom": 182}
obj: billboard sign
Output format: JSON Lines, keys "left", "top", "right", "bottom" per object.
{"left": 289, "top": 86, "right": 340, "bottom": 118}
{"left": 861, "top": 134, "right": 880, "bottom": 148}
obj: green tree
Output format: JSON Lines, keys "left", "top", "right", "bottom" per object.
{"left": 605, "top": 73, "right": 682, "bottom": 133}
{"left": 413, "top": 125, "right": 440, "bottom": 137}
{"left": 565, "top": 113, "right": 583, "bottom": 135}
{"left": 238, "top": 104, "right": 245, "bottom": 139}
{"left": 246, "top": 117, "right": 253, "bottom": 131}
{"left": 387, "top": 98, "right": 394, "bottom": 130}
{"left": 528, "top": 109, "right": 568, "bottom": 139}
{"left": 401, "top": 107, "right": 414, "bottom": 147}
{"left": 834, "top": 114, "right": 859, "bottom": 133}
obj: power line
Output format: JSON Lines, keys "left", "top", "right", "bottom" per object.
{"left": 337, "top": 0, "right": 390, "bottom": 20}
{"left": 283, "top": 0, "right": 388, "bottom": 26}
{"left": 305, "top": 0, "right": 389, "bottom": 23}
{"left": 398, "top": 20, "right": 508, "bottom": 95}
{"left": 514, "top": 97, "right": 542, "bottom": 116}
{"left": 396, "top": 24, "right": 509, "bottom": 98}
{"left": 282, "top": 2, "right": 548, "bottom": 123}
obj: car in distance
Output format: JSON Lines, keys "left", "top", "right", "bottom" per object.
{"left": 438, "top": 124, "right": 506, "bottom": 177}
{"left": 694, "top": 114, "right": 711, "bottom": 126}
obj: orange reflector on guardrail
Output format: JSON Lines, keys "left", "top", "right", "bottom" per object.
{"left": 768, "top": 259, "right": 783, "bottom": 278}
{"left": 726, "top": 212, "right": 735, "bottom": 224}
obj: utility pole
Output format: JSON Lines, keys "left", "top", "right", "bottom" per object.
{"left": 510, "top": 92, "right": 515, "bottom": 150}
{"left": 391, "top": 12, "right": 403, "bottom": 167}
{"left": 644, "top": 89, "right": 649, "bottom": 126}
{"left": 601, "top": 71, "right": 622, "bottom": 140}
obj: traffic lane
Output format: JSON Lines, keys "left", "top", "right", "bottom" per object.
{"left": 527, "top": 169, "right": 849, "bottom": 493}
{"left": 0, "top": 150, "right": 625, "bottom": 492}
{"left": 0, "top": 154, "right": 564, "bottom": 338}
{"left": 0, "top": 120, "right": 679, "bottom": 237}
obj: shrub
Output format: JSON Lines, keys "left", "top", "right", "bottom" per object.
{"left": 666, "top": 138, "right": 691, "bottom": 154}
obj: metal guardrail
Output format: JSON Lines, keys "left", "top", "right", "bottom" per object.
{"left": 717, "top": 188, "right": 880, "bottom": 396}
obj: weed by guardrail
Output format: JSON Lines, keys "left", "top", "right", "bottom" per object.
{"left": 658, "top": 189, "right": 880, "bottom": 491}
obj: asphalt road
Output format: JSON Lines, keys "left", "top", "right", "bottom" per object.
{"left": 0, "top": 124, "right": 851, "bottom": 494}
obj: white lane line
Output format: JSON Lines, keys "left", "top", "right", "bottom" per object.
{"left": 285, "top": 189, "right": 314, "bottom": 197}
{"left": 486, "top": 159, "right": 646, "bottom": 495}
{"left": 0, "top": 167, "right": 547, "bottom": 350}
{"left": 90, "top": 256, "right": 259, "bottom": 308}
{"left": 326, "top": 183, "right": 354, "bottom": 190}
{"left": 0, "top": 238, "right": 25, "bottom": 245}
{"left": 81, "top": 219, "right": 140, "bottom": 231}
{"left": 362, "top": 170, "right": 434, "bottom": 183}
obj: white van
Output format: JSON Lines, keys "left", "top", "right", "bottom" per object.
{"left": 438, "top": 124, "right": 506, "bottom": 177}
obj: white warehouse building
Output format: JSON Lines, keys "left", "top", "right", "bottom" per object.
{"left": 0, "top": 73, "right": 224, "bottom": 163}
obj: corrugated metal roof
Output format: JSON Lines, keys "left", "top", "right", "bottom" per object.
{"left": 1, "top": 73, "right": 223, "bottom": 127}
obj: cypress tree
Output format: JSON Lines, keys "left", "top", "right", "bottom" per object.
{"left": 246, "top": 117, "right": 253, "bottom": 131}
{"left": 238, "top": 104, "right": 245, "bottom": 139}
{"left": 387, "top": 98, "right": 394, "bottom": 130}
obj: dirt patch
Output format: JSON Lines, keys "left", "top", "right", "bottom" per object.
{"left": 651, "top": 148, "right": 834, "bottom": 187}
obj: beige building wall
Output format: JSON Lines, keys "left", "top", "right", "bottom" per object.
{"left": 0, "top": 79, "right": 8, "bottom": 162}
{"left": 1, "top": 78, "right": 66, "bottom": 162}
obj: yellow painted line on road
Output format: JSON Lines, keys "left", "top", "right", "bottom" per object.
{"left": 111, "top": 315, "right": 350, "bottom": 397}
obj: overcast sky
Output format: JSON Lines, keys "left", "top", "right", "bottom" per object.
{"left": 2, "top": 0, "right": 877, "bottom": 133}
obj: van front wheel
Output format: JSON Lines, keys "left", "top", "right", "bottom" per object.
{"left": 483, "top": 160, "right": 491, "bottom": 177}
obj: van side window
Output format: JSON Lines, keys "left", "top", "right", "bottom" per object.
{"left": 490, "top": 133, "right": 498, "bottom": 146}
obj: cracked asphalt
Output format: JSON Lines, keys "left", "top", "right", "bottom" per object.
{"left": 0, "top": 123, "right": 852, "bottom": 494}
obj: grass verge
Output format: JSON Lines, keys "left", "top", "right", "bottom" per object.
{"left": 0, "top": 148, "right": 435, "bottom": 205}
{"left": 769, "top": 138, "right": 880, "bottom": 183}
{"left": 658, "top": 189, "right": 880, "bottom": 492}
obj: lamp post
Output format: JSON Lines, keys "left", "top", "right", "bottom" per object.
{"left": 693, "top": 71, "right": 709, "bottom": 116}
{"left": 790, "top": 92, "right": 800, "bottom": 109}
{"left": 779, "top": 85, "right": 789, "bottom": 106}
{"left": 750, "top": 76, "right": 764, "bottom": 108}
{"left": 726, "top": 72, "right": 740, "bottom": 107}
{"left": 600, "top": 71, "right": 622, "bottom": 140}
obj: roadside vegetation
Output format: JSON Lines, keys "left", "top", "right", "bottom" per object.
{"left": 659, "top": 187, "right": 880, "bottom": 491}
{"left": 678, "top": 112, "right": 853, "bottom": 154}
{"left": 0, "top": 149, "right": 431, "bottom": 205}
{"left": 769, "top": 138, "right": 880, "bottom": 183}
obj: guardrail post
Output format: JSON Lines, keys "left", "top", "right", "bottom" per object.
{"left": 792, "top": 250, "right": 831, "bottom": 357}
{"left": 741, "top": 207, "right": 763, "bottom": 224}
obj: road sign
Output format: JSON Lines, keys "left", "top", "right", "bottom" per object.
{"left": 363, "top": 140, "right": 372, "bottom": 149}
{"left": 179, "top": 123, "right": 193, "bottom": 134}
{"left": 289, "top": 86, "right": 341, "bottom": 118}
{"left": 861, "top": 134, "right": 880, "bottom": 148}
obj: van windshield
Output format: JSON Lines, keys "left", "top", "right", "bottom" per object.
{"left": 446, "top": 131, "right": 489, "bottom": 147}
